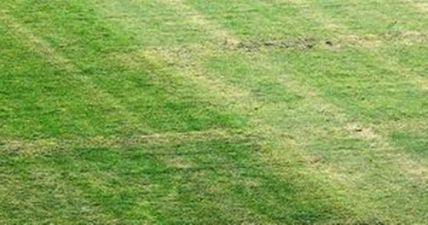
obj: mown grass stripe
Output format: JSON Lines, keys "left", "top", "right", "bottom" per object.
{"left": 0, "top": 10, "right": 152, "bottom": 134}
{"left": 0, "top": 129, "right": 245, "bottom": 154}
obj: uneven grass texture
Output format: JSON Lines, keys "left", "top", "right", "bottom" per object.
{"left": 0, "top": 0, "right": 427, "bottom": 224}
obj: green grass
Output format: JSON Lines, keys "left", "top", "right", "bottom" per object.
{"left": 0, "top": 0, "right": 427, "bottom": 224}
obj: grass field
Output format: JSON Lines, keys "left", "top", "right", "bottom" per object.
{"left": 0, "top": 0, "right": 427, "bottom": 224}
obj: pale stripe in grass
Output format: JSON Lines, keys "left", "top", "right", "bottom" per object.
{"left": 0, "top": 10, "right": 147, "bottom": 132}
{"left": 0, "top": 10, "right": 75, "bottom": 70}
{"left": 108, "top": 45, "right": 259, "bottom": 112}
{"left": 141, "top": 47, "right": 256, "bottom": 108}
{"left": 159, "top": 0, "right": 239, "bottom": 45}
{"left": 0, "top": 129, "right": 244, "bottom": 154}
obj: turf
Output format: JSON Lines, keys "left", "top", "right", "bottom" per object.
{"left": 0, "top": 0, "right": 427, "bottom": 224}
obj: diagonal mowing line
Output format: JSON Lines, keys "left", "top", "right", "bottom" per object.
{"left": 0, "top": 129, "right": 247, "bottom": 154}
{"left": 0, "top": 10, "right": 75, "bottom": 72}
{"left": 141, "top": 47, "right": 258, "bottom": 110}
{"left": 0, "top": 10, "right": 149, "bottom": 132}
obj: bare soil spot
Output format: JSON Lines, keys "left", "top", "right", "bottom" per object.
{"left": 230, "top": 37, "right": 331, "bottom": 52}
{"left": 227, "top": 30, "right": 427, "bottom": 53}
{"left": 345, "top": 123, "right": 379, "bottom": 140}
